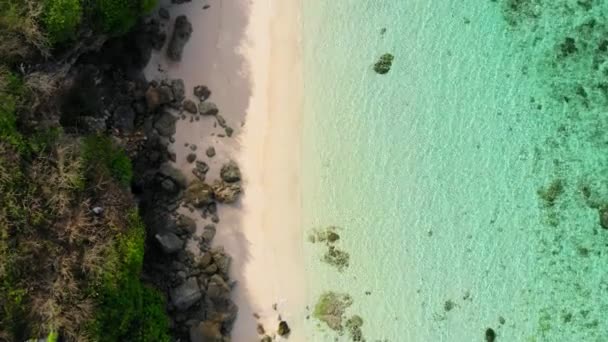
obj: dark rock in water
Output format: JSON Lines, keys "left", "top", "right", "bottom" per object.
{"left": 202, "top": 224, "right": 216, "bottom": 242}
{"left": 151, "top": 31, "right": 166, "bottom": 51}
{"left": 185, "top": 181, "right": 215, "bottom": 207}
{"left": 187, "top": 153, "right": 197, "bottom": 163}
{"left": 199, "top": 101, "right": 219, "bottom": 115}
{"left": 212, "top": 180, "right": 242, "bottom": 204}
{"left": 154, "top": 112, "right": 177, "bottom": 137}
{"left": 260, "top": 335, "right": 272, "bottom": 342}
{"left": 216, "top": 114, "right": 227, "bottom": 127}
{"left": 113, "top": 105, "right": 135, "bottom": 133}
{"left": 193, "top": 85, "right": 212, "bottom": 100}
{"left": 155, "top": 232, "right": 184, "bottom": 254}
{"left": 189, "top": 321, "right": 222, "bottom": 342}
{"left": 171, "top": 277, "right": 202, "bottom": 311}
{"left": 203, "top": 4, "right": 210, "bottom": 10}
{"left": 171, "top": 79, "right": 186, "bottom": 102}
{"left": 190, "top": 144, "right": 197, "bottom": 151}
{"left": 183, "top": 99, "right": 198, "bottom": 113}
{"left": 257, "top": 323, "right": 265, "bottom": 335}
{"left": 158, "top": 163, "right": 188, "bottom": 189}
{"left": 220, "top": 161, "right": 241, "bottom": 183}
{"left": 159, "top": 7, "right": 170, "bottom": 20}
{"left": 373, "top": 53, "right": 394, "bottom": 74}
{"left": 485, "top": 328, "right": 496, "bottom": 342}
{"left": 599, "top": 207, "right": 608, "bottom": 229}
{"left": 212, "top": 248, "right": 232, "bottom": 275}
{"left": 380, "top": 27, "right": 387, "bottom": 34}
{"left": 278, "top": 321, "right": 290, "bottom": 336}
{"left": 206, "top": 146, "right": 216, "bottom": 157}
{"left": 559, "top": 37, "right": 577, "bottom": 57}
{"left": 146, "top": 85, "right": 174, "bottom": 111}
{"left": 167, "top": 15, "right": 193, "bottom": 61}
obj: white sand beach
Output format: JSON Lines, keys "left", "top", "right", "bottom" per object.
{"left": 145, "top": 0, "right": 305, "bottom": 340}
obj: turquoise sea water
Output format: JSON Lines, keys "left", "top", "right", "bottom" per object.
{"left": 301, "top": 1, "right": 608, "bottom": 341}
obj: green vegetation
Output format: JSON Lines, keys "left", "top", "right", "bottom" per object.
{"left": 373, "top": 53, "right": 394, "bottom": 74}
{"left": 96, "top": 0, "right": 157, "bottom": 34}
{"left": 0, "top": 69, "right": 168, "bottom": 341}
{"left": 43, "top": 0, "right": 82, "bottom": 43}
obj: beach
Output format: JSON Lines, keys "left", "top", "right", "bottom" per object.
{"left": 145, "top": 0, "right": 305, "bottom": 340}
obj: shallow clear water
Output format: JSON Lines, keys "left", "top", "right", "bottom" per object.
{"left": 301, "top": 1, "right": 608, "bottom": 341}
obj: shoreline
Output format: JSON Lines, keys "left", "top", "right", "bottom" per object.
{"left": 144, "top": 0, "right": 306, "bottom": 340}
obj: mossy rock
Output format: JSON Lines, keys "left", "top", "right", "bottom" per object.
{"left": 373, "top": 53, "right": 394, "bottom": 74}
{"left": 313, "top": 292, "right": 353, "bottom": 332}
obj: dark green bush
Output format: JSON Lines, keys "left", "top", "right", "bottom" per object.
{"left": 96, "top": 0, "right": 157, "bottom": 34}
{"left": 82, "top": 135, "right": 133, "bottom": 185}
{"left": 43, "top": 0, "right": 82, "bottom": 43}
{"left": 93, "top": 211, "right": 170, "bottom": 342}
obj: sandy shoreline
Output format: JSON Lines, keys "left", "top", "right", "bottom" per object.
{"left": 145, "top": 0, "right": 305, "bottom": 340}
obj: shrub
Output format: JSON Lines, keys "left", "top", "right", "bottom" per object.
{"left": 82, "top": 135, "right": 133, "bottom": 185}
{"left": 93, "top": 210, "right": 170, "bottom": 342}
{"left": 43, "top": 0, "right": 82, "bottom": 43}
{"left": 96, "top": 0, "right": 157, "bottom": 34}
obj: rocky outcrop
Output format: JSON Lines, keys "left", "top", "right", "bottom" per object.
{"left": 154, "top": 111, "right": 177, "bottom": 137}
{"left": 167, "top": 16, "right": 193, "bottom": 61}
{"left": 212, "top": 181, "right": 242, "bottom": 204}
{"left": 220, "top": 161, "right": 241, "bottom": 183}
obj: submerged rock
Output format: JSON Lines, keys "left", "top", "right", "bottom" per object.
{"left": 313, "top": 292, "right": 353, "bottom": 332}
{"left": 373, "top": 53, "right": 394, "bottom": 74}
{"left": 167, "top": 15, "right": 193, "bottom": 61}
{"left": 485, "top": 328, "right": 496, "bottom": 342}
{"left": 187, "top": 153, "right": 197, "bottom": 163}
{"left": 220, "top": 161, "right": 241, "bottom": 183}
{"left": 171, "top": 79, "right": 186, "bottom": 102}
{"left": 194, "top": 85, "right": 212, "bottom": 101}
{"left": 158, "top": 163, "right": 188, "bottom": 189}
{"left": 183, "top": 99, "right": 198, "bottom": 114}
{"left": 206, "top": 146, "right": 216, "bottom": 158}
{"left": 146, "top": 85, "right": 174, "bottom": 111}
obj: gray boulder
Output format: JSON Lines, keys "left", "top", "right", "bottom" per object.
{"left": 154, "top": 112, "right": 177, "bottom": 137}
{"left": 171, "top": 79, "right": 185, "bottom": 102}
{"left": 206, "top": 274, "right": 231, "bottom": 302}
{"left": 202, "top": 224, "right": 216, "bottom": 242}
{"left": 177, "top": 215, "right": 197, "bottom": 234}
{"left": 183, "top": 99, "right": 198, "bottom": 114}
{"left": 199, "top": 101, "right": 219, "bottom": 115}
{"left": 220, "top": 161, "right": 241, "bottom": 183}
{"left": 171, "top": 277, "right": 202, "bottom": 311}
{"left": 158, "top": 163, "right": 188, "bottom": 189}
{"left": 167, "top": 15, "right": 193, "bottom": 61}
{"left": 155, "top": 232, "right": 184, "bottom": 254}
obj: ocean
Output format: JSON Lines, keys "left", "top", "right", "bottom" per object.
{"left": 301, "top": 0, "right": 608, "bottom": 341}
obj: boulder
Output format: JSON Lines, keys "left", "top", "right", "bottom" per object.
{"left": 192, "top": 160, "right": 209, "bottom": 181}
{"left": 373, "top": 53, "right": 394, "bottom": 74}
{"left": 278, "top": 321, "right": 290, "bottom": 336}
{"left": 167, "top": 15, "right": 193, "bottom": 61}
{"left": 193, "top": 85, "right": 211, "bottom": 100}
{"left": 199, "top": 101, "right": 219, "bottom": 115}
{"left": 199, "top": 252, "right": 213, "bottom": 268}
{"left": 112, "top": 105, "right": 135, "bottom": 133}
{"left": 145, "top": 85, "right": 174, "bottom": 111}
{"left": 212, "top": 181, "right": 242, "bottom": 204}
{"left": 206, "top": 146, "right": 216, "bottom": 158}
{"left": 171, "top": 277, "right": 202, "bottom": 311}
{"left": 177, "top": 215, "right": 197, "bottom": 234}
{"left": 187, "top": 153, "right": 197, "bottom": 163}
{"left": 260, "top": 336, "right": 272, "bottom": 342}
{"left": 158, "top": 163, "right": 188, "bottom": 189}
{"left": 206, "top": 274, "right": 231, "bottom": 302}
{"left": 171, "top": 79, "right": 185, "bottom": 102}
{"left": 485, "top": 328, "right": 496, "bottom": 342}
{"left": 183, "top": 99, "right": 198, "bottom": 114}
{"left": 202, "top": 224, "right": 216, "bottom": 242}
{"left": 220, "top": 161, "right": 241, "bottom": 183}
{"left": 212, "top": 248, "right": 232, "bottom": 275}
{"left": 189, "top": 321, "right": 223, "bottom": 342}
{"left": 155, "top": 232, "right": 184, "bottom": 254}
{"left": 154, "top": 112, "right": 177, "bottom": 137}
{"left": 184, "top": 181, "right": 215, "bottom": 207}
{"left": 599, "top": 207, "right": 608, "bottom": 229}
{"left": 216, "top": 114, "right": 227, "bottom": 127}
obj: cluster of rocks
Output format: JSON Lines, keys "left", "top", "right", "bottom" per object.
{"left": 308, "top": 226, "right": 350, "bottom": 272}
